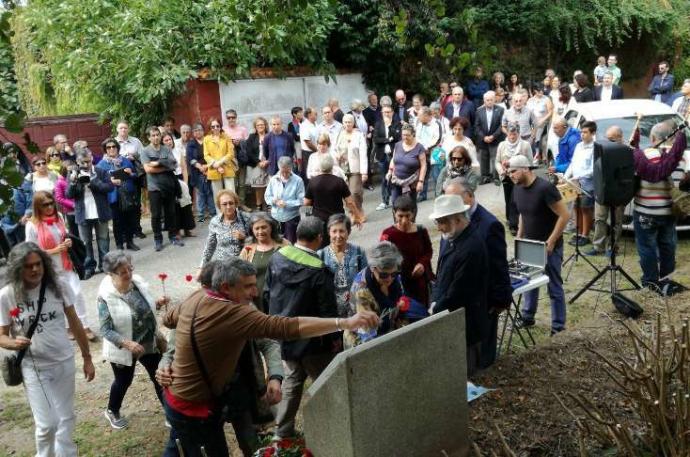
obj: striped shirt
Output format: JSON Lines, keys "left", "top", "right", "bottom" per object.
{"left": 634, "top": 148, "right": 674, "bottom": 216}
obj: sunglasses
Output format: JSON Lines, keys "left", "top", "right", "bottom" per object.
{"left": 49, "top": 153, "right": 61, "bottom": 157}
{"left": 450, "top": 157, "right": 464, "bottom": 162}
{"left": 105, "top": 145, "right": 118, "bottom": 150}
{"left": 41, "top": 201, "right": 55, "bottom": 208}
{"left": 375, "top": 269, "right": 399, "bottom": 279}
{"left": 34, "top": 161, "right": 47, "bottom": 166}
{"left": 226, "top": 116, "right": 236, "bottom": 120}
{"left": 211, "top": 125, "right": 221, "bottom": 129}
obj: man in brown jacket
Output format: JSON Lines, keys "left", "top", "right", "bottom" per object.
{"left": 160, "top": 257, "right": 377, "bottom": 457}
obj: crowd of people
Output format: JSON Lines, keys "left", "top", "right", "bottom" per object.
{"left": 2, "top": 52, "right": 690, "bottom": 457}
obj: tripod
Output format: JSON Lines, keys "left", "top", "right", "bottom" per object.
{"left": 569, "top": 206, "right": 640, "bottom": 303}
{"left": 562, "top": 178, "right": 599, "bottom": 280}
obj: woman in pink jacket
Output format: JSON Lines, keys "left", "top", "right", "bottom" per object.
{"left": 54, "top": 161, "right": 78, "bottom": 237}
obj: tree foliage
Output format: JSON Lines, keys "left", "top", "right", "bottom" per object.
{"left": 12, "top": 0, "right": 337, "bottom": 134}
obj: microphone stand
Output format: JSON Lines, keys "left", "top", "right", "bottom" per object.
{"left": 561, "top": 177, "right": 599, "bottom": 280}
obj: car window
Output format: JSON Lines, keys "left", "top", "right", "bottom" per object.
{"left": 596, "top": 114, "right": 689, "bottom": 149}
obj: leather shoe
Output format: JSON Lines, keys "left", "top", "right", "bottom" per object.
{"left": 154, "top": 241, "right": 163, "bottom": 252}
{"left": 136, "top": 232, "right": 147, "bottom": 239}
{"left": 83, "top": 270, "right": 94, "bottom": 281}
{"left": 126, "top": 242, "right": 141, "bottom": 251}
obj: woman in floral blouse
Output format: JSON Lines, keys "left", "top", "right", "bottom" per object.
{"left": 318, "top": 214, "right": 368, "bottom": 317}
{"left": 200, "top": 190, "right": 250, "bottom": 267}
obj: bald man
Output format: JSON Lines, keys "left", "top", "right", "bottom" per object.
{"left": 393, "top": 89, "right": 411, "bottom": 124}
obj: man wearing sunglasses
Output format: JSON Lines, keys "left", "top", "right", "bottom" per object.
{"left": 430, "top": 194, "right": 489, "bottom": 376}
{"left": 223, "top": 109, "right": 249, "bottom": 205}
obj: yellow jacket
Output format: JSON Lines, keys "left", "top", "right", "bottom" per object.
{"left": 203, "top": 134, "right": 235, "bottom": 180}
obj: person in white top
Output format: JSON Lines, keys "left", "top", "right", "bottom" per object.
{"left": 334, "top": 114, "right": 368, "bottom": 212}
{"left": 26, "top": 156, "right": 59, "bottom": 195}
{"left": 441, "top": 117, "right": 479, "bottom": 169}
{"left": 563, "top": 121, "right": 598, "bottom": 246}
{"left": 0, "top": 243, "right": 95, "bottom": 457}
{"left": 349, "top": 99, "right": 369, "bottom": 135}
{"left": 306, "top": 133, "right": 347, "bottom": 180}
{"left": 671, "top": 78, "right": 690, "bottom": 117}
{"left": 299, "top": 107, "right": 319, "bottom": 180}
{"left": 173, "top": 125, "right": 191, "bottom": 180}
{"left": 318, "top": 105, "right": 343, "bottom": 153}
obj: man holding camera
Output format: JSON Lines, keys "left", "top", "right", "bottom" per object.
{"left": 67, "top": 150, "right": 114, "bottom": 279}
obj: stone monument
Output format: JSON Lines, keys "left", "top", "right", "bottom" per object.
{"left": 303, "top": 309, "right": 469, "bottom": 457}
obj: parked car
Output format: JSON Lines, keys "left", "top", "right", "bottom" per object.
{"left": 547, "top": 99, "right": 690, "bottom": 230}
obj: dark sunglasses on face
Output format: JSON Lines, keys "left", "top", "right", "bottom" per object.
{"left": 450, "top": 157, "right": 464, "bottom": 162}
{"left": 34, "top": 161, "right": 47, "bottom": 166}
{"left": 226, "top": 116, "right": 236, "bottom": 120}
{"left": 42, "top": 201, "right": 55, "bottom": 208}
{"left": 49, "top": 153, "right": 61, "bottom": 157}
{"left": 211, "top": 125, "right": 221, "bottom": 129}
{"left": 105, "top": 145, "right": 118, "bottom": 150}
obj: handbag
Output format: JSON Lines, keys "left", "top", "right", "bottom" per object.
{"left": 117, "top": 187, "right": 137, "bottom": 212}
{"left": 1, "top": 280, "right": 46, "bottom": 386}
{"left": 67, "top": 234, "right": 87, "bottom": 280}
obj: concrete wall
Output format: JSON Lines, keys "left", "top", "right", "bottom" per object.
{"left": 218, "top": 73, "right": 369, "bottom": 131}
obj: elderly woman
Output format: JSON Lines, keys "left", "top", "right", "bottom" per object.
{"left": 264, "top": 156, "right": 305, "bottom": 243}
{"left": 245, "top": 117, "right": 270, "bottom": 209}
{"left": 387, "top": 124, "right": 427, "bottom": 203}
{"left": 239, "top": 213, "right": 289, "bottom": 312}
{"left": 0, "top": 243, "right": 94, "bottom": 456}
{"left": 306, "top": 133, "right": 346, "bottom": 180}
{"left": 496, "top": 124, "right": 533, "bottom": 235}
{"left": 380, "top": 195, "right": 433, "bottom": 306}
{"left": 201, "top": 189, "right": 250, "bottom": 267}
{"left": 435, "top": 146, "right": 481, "bottom": 195}
{"left": 318, "top": 214, "right": 368, "bottom": 317}
{"left": 98, "top": 251, "right": 169, "bottom": 429}
{"left": 345, "top": 241, "right": 405, "bottom": 347}
{"left": 373, "top": 104, "right": 402, "bottom": 211}
{"left": 203, "top": 117, "right": 236, "bottom": 204}
{"left": 441, "top": 117, "right": 479, "bottom": 169}
{"left": 334, "top": 114, "right": 368, "bottom": 213}
{"left": 25, "top": 190, "right": 95, "bottom": 340}
{"left": 96, "top": 138, "right": 140, "bottom": 251}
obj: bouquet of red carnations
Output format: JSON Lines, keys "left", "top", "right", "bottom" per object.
{"left": 253, "top": 437, "right": 314, "bottom": 457}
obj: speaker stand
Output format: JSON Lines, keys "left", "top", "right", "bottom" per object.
{"left": 562, "top": 181, "right": 599, "bottom": 281}
{"left": 569, "top": 206, "right": 640, "bottom": 304}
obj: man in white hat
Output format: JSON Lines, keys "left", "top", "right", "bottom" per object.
{"left": 509, "top": 155, "right": 570, "bottom": 335}
{"left": 429, "top": 194, "right": 489, "bottom": 376}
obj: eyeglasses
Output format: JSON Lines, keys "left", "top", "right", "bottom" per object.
{"left": 34, "top": 161, "right": 47, "bottom": 166}
{"left": 41, "top": 201, "right": 55, "bottom": 208}
{"left": 105, "top": 145, "right": 118, "bottom": 150}
{"left": 49, "top": 153, "right": 61, "bottom": 157}
{"left": 211, "top": 125, "right": 221, "bottom": 129}
{"left": 226, "top": 116, "right": 236, "bottom": 120}
{"left": 450, "top": 157, "right": 464, "bottom": 162}
{"left": 375, "top": 269, "right": 400, "bottom": 279}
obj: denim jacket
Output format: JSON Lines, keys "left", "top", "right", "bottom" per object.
{"left": 264, "top": 172, "right": 305, "bottom": 222}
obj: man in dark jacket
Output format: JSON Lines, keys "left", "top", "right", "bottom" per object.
{"left": 430, "top": 194, "right": 489, "bottom": 376}
{"left": 444, "top": 177, "right": 511, "bottom": 369}
{"left": 474, "top": 91, "right": 505, "bottom": 183}
{"left": 265, "top": 216, "right": 339, "bottom": 439}
{"left": 67, "top": 150, "right": 114, "bottom": 279}
{"left": 263, "top": 116, "right": 296, "bottom": 176}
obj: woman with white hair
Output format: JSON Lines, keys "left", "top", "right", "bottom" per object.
{"left": 264, "top": 156, "right": 305, "bottom": 243}
{"left": 334, "top": 114, "right": 368, "bottom": 212}
{"left": 349, "top": 99, "right": 369, "bottom": 134}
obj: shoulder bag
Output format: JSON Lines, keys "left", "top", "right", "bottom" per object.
{"left": 1, "top": 280, "right": 46, "bottom": 386}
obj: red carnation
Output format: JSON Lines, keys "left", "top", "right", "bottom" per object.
{"left": 158, "top": 273, "right": 168, "bottom": 281}
{"left": 244, "top": 246, "right": 252, "bottom": 252}
{"left": 185, "top": 274, "right": 193, "bottom": 282}
{"left": 397, "top": 296, "right": 411, "bottom": 313}
{"left": 261, "top": 448, "right": 276, "bottom": 457}
{"left": 302, "top": 450, "right": 314, "bottom": 457}
{"left": 277, "top": 438, "right": 294, "bottom": 449}
{"left": 380, "top": 234, "right": 389, "bottom": 241}
{"left": 9, "top": 307, "right": 20, "bottom": 318}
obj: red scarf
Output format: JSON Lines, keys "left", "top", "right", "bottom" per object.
{"left": 37, "top": 216, "right": 72, "bottom": 271}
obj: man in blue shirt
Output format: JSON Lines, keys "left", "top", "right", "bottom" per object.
{"left": 549, "top": 118, "right": 581, "bottom": 174}
{"left": 648, "top": 61, "right": 675, "bottom": 106}
{"left": 466, "top": 66, "right": 490, "bottom": 108}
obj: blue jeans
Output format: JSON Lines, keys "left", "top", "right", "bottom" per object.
{"left": 378, "top": 155, "right": 391, "bottom": 205}
{"left": 522, "top": 243, "right": 566, "bottom": 332}
{"left": 78, "top": 219, "right": 110, "bottom": 271}
{"left": 418, "top": 167, "right": 430, "bottom": 200}
{"left": 194, "top": 179, "right": 216, "bottom": 218}
{"left": 163, "top": 396, "right": 228, "bottom": 457}
{"left": 430, "top": 163, "right": 442, "bottom": 197}
{"left": 633, "top": 211, "right": 676, "bottom": 285}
